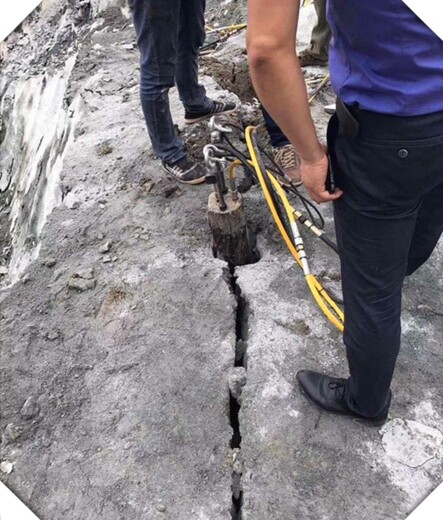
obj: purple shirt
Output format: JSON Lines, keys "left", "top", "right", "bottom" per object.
{"left": 327, "top": 0, "right": 443, "bottom": 116}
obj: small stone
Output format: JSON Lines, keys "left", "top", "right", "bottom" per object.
{"left": 2, "top": 423, "right": 23, "bottom": 444}
{"left": 99, "top": 241, "right": 112, "bottom": 253}
{"left": 64, "top": 192, "right": 81, "bottom": 210}
{"left": 121, "top": 43, "right": 135, "bottom": 50}
{"left": 111, "top": 256, "right": 118, "bottom": 262}
{"left": 228, "top": 367, "right": 247, "bottom": 401}
{"left": 97, "top": 143, "right": 113, "bottom": 156}
{"left": 68, "top": 277, "right": 96, "bottom": 291}
{"left": 46, "top": 330, "right": 59, "bottom": 341}
{"left": 42, "top": 258, "right": 57, "bottom": 268}
{"left": 20, "top": 396, "right": 40, "bottom": 419}
{"left": 0, "top": 266, "right": 8, "bottom": 276}
{"left": 102, "top": 255, "right": 112, "bottom": 264}
{"left": 79, "top": 268, "right": 94, "bottom": 280}
{"left": 163, "top": 185, "right": 181, "bottom": 199}
{"left": 156, "top": 504, "right": 167, "bottom": 513}
{"left": 42, "top": 436, "right": 52, "bottom": 448}
{"left": 0, "top": 461, "right": 13, "bottom": 474}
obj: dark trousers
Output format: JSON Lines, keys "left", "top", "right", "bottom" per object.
{"left": 310, "top": 0, "right": 331, "bottom": 60}
{"left": 262, "top": 106, "right": 290, "bottom": 148}
{"left": 329, "top": 109, "right": 443, "bottom": 418}
{"left": 129, "top": 0, "right": 212, "bottom": 163}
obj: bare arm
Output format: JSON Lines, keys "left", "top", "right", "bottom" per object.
{"left": 247, "top": 0, "right": 342, "bottom": 203}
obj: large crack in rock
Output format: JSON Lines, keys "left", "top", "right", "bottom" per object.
{"left": 0, "top": 1, "right": 245, "bottom": 518}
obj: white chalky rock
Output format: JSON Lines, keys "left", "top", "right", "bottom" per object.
{"left": 0, "top": 461, "right": 13, "bottom": 474}
{"left": 380, "top": 419, "right": 443, "bottom": 468}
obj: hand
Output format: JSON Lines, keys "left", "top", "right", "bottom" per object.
{"left": 301, "top": 151, "right": 343, "bottom": 204}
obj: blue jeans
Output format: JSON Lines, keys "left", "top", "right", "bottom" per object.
{"left": 261, "top": 106, "right": 290, "bottom": 149}
{"left": 129, "top": 0, "right": 213, "bottom": 163}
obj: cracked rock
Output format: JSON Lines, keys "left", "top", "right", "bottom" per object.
{"left": 20, "top": 396, "right": 40, "bottom": 419}
{"left": 380, "top": 419, "right": 443, "bottom": 468}
{"left": 229, "top": 367, "right": 247, "bottom": 402}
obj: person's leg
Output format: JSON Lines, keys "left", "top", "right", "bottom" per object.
{"left": 406, "top": 180, "right": 443, "bottom": 275}
{"left": 311, "top": 0, "right": 331, "bottom": 60}
{"left": 130, "top": 0, "right": 185, "bottom": 164}
{"left": 261, "top": 106, "right": 301, "bottom": 183}
{"left": 175, "top": 0, "right": 212, "bottom": 113}
{"left": 331, "top": 112, "right": 443, "bottom": 418}
{"left": 334, "top": 198, "right": 417, "bottom": 417}
{"left": 298, "top": 0, "right": 331, "bottom": 66}
{"left": 261, "top": 106, "right": 290, "bottom": 148}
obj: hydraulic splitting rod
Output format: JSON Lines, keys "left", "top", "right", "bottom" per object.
{"left": 203, "top": 117, "right": 344, "bottom": 332}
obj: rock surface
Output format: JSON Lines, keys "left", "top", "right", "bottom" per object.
{"left": 0, "top": 2, "right": 441, "bottom": 520}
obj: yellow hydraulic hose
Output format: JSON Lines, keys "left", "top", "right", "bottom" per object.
{"left": 206, "top": 23, "right": 247, "bottom": 34}
{"left": 244, "top": 126, "right": 344, "bottom": 332}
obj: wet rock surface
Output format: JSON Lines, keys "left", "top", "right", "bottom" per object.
{"left": 0, "top": 2, "right": 441, "bottom": 520}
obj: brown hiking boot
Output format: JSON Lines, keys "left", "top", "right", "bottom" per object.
{"left": 298, "top": 48, "right": 328, "bottom": 67}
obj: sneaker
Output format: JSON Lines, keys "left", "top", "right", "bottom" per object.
{"left": 274, "top": 144, "right": 302, "bottom": 186}
{"left": 162, "top": 157, "right": 206, "bottom": 185}
{"left": 184, "top": 100, "right": 237, "bottom": 125}
{"left": 296, "top": 370, "right": 389, "bottom": 426}
{"left": 298, "top": 48, "right": 328, "bottom": 67}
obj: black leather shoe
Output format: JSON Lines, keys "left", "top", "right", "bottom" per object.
{"left": 296, "top": 370, "right": 388, "bottom": 426}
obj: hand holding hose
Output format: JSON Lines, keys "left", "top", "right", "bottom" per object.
{"left": 301, "top": 149, "right": 343, "bottom": 204}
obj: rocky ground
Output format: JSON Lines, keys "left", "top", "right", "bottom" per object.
{"left": 0, "top": 1, "right": 442, "bottom": 519}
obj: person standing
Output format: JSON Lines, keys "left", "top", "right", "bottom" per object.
{"left": 128, "top": 0, "right": 236, "bottom": 185}
{"left": 247, "top": 0, "right": 443, "bottom": 424}
{"left": 298, "top": 0, "right": 331, "bottom": 67}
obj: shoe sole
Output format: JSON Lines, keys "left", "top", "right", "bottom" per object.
{"left": 297, "top": 380, "right": 387, "bottom": 427}
{"left": 184, "top": 107, "right": 237, "bottom": 125}
{"left": 299, "top": 58, "right": 328, "bottom": 68}
{"left": 324, "top": 107, "right": 336, "bottom": 115}
{"left": 161, "top": 164, "right": 206, "bottom": 185}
